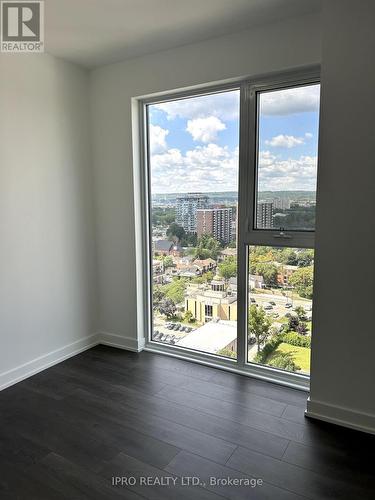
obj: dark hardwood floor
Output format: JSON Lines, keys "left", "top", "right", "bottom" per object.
{"left": 1, "top": 345, "right": 374, "bottom": 499}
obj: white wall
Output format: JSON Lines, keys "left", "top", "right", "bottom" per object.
{"left": 0, "top": 54, "right": 98, "bottom": 388}
{"left": 89, "top": 13, "right": 322, "bottom": 350}
{"left": 307, "top": 0, "right": 375, "bottom": 432}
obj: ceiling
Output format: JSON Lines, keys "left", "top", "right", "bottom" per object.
{"left": 45, "top": 0, "right": 321, "bottom": 68}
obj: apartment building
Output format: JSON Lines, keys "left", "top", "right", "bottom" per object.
{"left": 257, "top": 201, "right": 274, "bottom": 228}
{"left": 176, "top": 193, "right": 209, "bottom": 233}
{"left": 197, "top": 207, "right": 234, "bottom": 243}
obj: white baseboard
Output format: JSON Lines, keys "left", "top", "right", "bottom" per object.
{"left": 0, "top": 333, "right": 100, "bottom": 392}
{"left": 99, "top": 331, "right": 145, "bottom": 352}
{"left": 305, "top": 397, "right": 375, "bottom": 435}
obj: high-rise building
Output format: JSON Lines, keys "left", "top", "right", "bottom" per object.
{"left": 197, "top": 207, "right": 234, "bottom": 243}
{"left": 273, "top": 197, "right": 291, "bottom": 210}
{"left": 257, "top": 202, "right": 273, "bottom": 228}
{"left": 176, "top": 193, "right": 209, "bottom": 233}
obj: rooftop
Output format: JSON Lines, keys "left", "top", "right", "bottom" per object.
{"left": 176, "top": 320, "right": 237, "bottom": 353}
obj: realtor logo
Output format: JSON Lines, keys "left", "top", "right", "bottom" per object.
{"left": 1, "top": 1, "right": 44, "bottom": 52}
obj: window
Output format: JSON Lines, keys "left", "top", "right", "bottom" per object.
{"left": 142, "top": 69, "right": 320, "bottom": 383}
{"left": 147, "top": 89, "right": 239, "bottom": 359}
{"left": 245, "top": 80, "right": 320, "bottom": 375}
{"left": 204, "top": 304, "right": 213, "bottom": 319}
{"left": 248, "top": 246, "right": 314, "bottom": 374}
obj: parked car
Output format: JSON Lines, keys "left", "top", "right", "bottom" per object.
{"left": 264, "top": 304, "right": 273, "bottom": 310}
{"left": 269, "top": 301, "right": 276, "bottom": 305}
{"left": 185, "top": 327, "right": 192, "bottom": 332}
{"left": 285, "top": 303, "right": 292, "bottom": 308}
{"left": 250, "top": 297, "right": 256, "bottom": 303}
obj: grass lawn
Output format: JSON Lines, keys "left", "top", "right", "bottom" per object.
{"left": 267, "top": 342, "right": 311, "bottom": 374}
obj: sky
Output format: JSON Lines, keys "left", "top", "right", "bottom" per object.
{"left": 148, "top": 84, "right": 320, "bottom": 194}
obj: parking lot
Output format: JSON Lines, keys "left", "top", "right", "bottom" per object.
{"left": 250, "top": 290, "right": 312, "bottom": 322}
{"left": 152, "top": 317, "right": 195, "bottom": 344}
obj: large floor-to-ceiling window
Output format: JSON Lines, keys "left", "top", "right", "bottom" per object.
{"left": 142, "top": 70, "right": 320, "bottom": 383}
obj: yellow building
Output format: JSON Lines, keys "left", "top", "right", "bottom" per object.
{"left": 185, "top": 278, "right": 237, "bottom": 324}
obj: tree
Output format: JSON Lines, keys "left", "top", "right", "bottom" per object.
{"left": 296, "top": 249, "right": 314, "bottom": 267}
{"left": 289, "top": 266, "right": 314, "bottom": 299}
{"left": 288, "top": 314, "right": 300, "bottom": 332}
{"left": 164, "top": 279, "right": 186, "bottom": 304}
{"left": 249, "top": 261, "right": 278, "bottom": 287}
{"left": 268, "top": 352, "right": 299, "bottom": 371}
{"left": 218, "top": 257, "right": 237, "bottom": 280}
{"left": 184, "top": 310, "right": 193, "bottom": 323}
{"left": 163, "top": 256, "right": 174, "bottom": 269}
{"left": 248, "top": 305, "right": 272, "bottom": 353}
{"left": 166, "top": 223, "right": 185, "bottom": 242}
{"left": 158, "top": 298, "right": 176, "bottom": 319}
{"left": 195, "top": 235, "right": 221, "bottom": 260}
{"left": 277, "top": 248, "right": 298, "bottom": 265}
{"left": 294, "top": 305, "right": 307, "bottom": 321}
{"left": 152, "top": 286, "right": 166, "bottom": 309}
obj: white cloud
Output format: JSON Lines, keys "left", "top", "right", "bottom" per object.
{"left": 260, "top": 84, "right": 320, "bottom": 116}
{"left": 153, "top": 91, "right": 239, "bottom": 121}
{"left": 265, "top": 134, "right": 304, "bottom": 148}
{"left": 305, "top": 132, "right": 313, "bottom": 139}
{"left": 150, "top": 143, "right": 239, "bottom": 193}
{"left": 258, "top": 151, "right": 317, "bottom": 191}
{"left": 149, "top": 124, "right": 169, "bottom": 154}
{"left": 186, "top": 116, "right": 226, "bottom": 143}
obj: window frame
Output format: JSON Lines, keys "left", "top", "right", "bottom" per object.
{"left": 138, "top": 66, "right": 320, "bottom": 391}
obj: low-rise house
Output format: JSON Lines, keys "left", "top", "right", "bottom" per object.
{"left": 193, "top": 258, "right": 216, "bottom": 273}
{"left": 154, "top": 240, "right": 183, "bottom": 257}
{"left": 275, "top": 264, "right": 298, "bottom": 286}
{"left": 218, "top": 248, "right": 237, "bottom": 261}
{"left": 179, "top": 265, "right": 201, "bottom": 278}
{"left": 249, "top": 274, "right": 265, "bottom": 289}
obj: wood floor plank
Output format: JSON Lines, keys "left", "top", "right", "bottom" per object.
{"left": 176, "top": 378, "right": 287, "bottom": 417}
{"left": 165, "top": 450, "right": 306, "bottom": 500}
{"left": 156, "top": 384, "right": 307, "bottom": 442}
{"left": 99, "top": 451, "right": 225, "bottom": 500}
{"left": 227, "top": 445, "right": 374, "bottom": 500}
{"left": 94, "top": 380, "right": 289, "bottom": 459}
{"left": 282, "top": 440, "right": 375, "bottom": 487}
{"left": 208, "top": 369, "right": 308, "bottom": 408}
{"left": 65, "top": 388, "right": 237, "bottom": 465}
{"left": 31, "top": 452, "right": 143, "bottom": 500}
{"left": 1, "top": 346, "right": 374, "bottom": 500}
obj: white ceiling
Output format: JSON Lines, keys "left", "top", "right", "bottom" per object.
{"left": 45, "top": 0, "right": 321, "bottom": 68}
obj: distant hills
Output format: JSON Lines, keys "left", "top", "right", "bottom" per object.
{"left": 152, "top": 191, "right": 316, "bottom": 204}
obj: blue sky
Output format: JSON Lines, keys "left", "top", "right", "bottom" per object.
{"left": 149, "top": 85, "right": 320, "bottom": 194}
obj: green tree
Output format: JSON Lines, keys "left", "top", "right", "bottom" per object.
{"left": 294, "top": 305, "right": 307, "bottom": 321}
{"left": 163, "top": 256, "right": 174, "bottom": 269}
{"left": 249, "top": 261, "right": 278, "bottom": 287}
{"left": 166, "top": 223, "right": 185, "bottom": 242}
{"left": 277, "top": 248, "right": 298, "bottom": 265}
{"left": 152, "top": 286, "right": 166, "bottom": 309}
{"left": 268, "top": 351, "right": 299, "bottom": 371}
{"left": 248, "top": 305, "right": 272, "bottom": 353}
{"left": 158, "top": 298, "right": 176, "bottom": 319}
{"left": 165, "top": 279, "right": 186, "bottom": 304}
{"left": 296, "top": 249, "right": 314, "bottom": 267}
{"left": 195, "top": 235, "right": 221, "bottom": 260}
{"left": 184, "top": 310, "right": 194, "bottom": 323}
{"left": 289, "top": 266, "right": 314, "bottom": 299}
{"left": 218, "top": 256, "right": 237, "bottom": 280}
